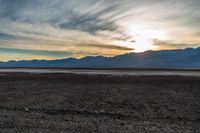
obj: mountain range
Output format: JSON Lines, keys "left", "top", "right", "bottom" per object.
{"left": 0, "top": 47, "right": 200, "bottom": 68}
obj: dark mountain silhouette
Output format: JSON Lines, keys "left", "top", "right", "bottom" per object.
{"left": 0, "top": 47, "right": 200, "bottom": 68}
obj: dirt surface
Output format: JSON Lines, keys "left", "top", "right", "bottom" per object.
{"left": 0, "top": 73, "right": 200, "bottom": 133}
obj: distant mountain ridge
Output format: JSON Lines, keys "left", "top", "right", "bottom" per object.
{"left": 1, "top": 47, "right": 200, "bottom": 68}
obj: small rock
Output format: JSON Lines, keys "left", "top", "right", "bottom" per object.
{"left": 25, "top": 108, "right": 29, "bottom": 112}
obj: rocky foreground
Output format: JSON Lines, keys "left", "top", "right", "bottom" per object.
{"left": 0, "top": 73, "right": 199, "bottom": 133}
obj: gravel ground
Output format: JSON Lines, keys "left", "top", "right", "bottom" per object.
{"left": 0, "top": 73, "right": 199, "bottom": 133}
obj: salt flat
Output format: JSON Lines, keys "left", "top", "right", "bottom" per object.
{"left": 0, "top": 68, "right": 200, "bottom": 77}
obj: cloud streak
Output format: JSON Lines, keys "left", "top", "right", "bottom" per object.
{"left": 0, "top": 0, "right": 199, "bottom": 61}
{"left": 0, "top": 47, "right": 74, "bottom": 57}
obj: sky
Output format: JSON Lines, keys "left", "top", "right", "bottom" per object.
{"left": 0, "top": 0, "right": 200, "bottom": 61}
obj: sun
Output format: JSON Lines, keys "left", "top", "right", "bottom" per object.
{"left": 133, "top": 40, "right": 155, "bottom": 53}
{"left": 122, "top": 23, "right": 170, "bottom": 52}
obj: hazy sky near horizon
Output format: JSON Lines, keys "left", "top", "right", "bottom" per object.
{"left": 0, "top": 0, "right": 200, "bottom": 61}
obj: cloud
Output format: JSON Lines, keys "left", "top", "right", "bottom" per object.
{"left": 58, "top": 14, "right": 117, "bottom": 35}
{"left": 0, "top": 32, "right": 35, "bottom": 41}
{"left": 0, "top": 33, "right": 16, "bottom": 40}
{"left": 153, "top": 39, "right": 200, "bottom": 50}
{"left": 0, "top": 0, "right": 200, "bottom": 61}
{"left": 0, "top": 44, "right": 132, "bottom": 61}
{"left": 75, "top": 43, "right": 133, "bottom": 51}
{"left": 0, "top": 0, "right": 31, "bottom": 21}
{"left": 0, "top": 47, "right": 74, "bottom": 57}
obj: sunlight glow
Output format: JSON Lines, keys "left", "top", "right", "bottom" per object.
{"left": 123, "top": 23, "right": 170, "bottom": 52}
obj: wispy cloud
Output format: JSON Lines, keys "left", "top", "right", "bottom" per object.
{"left": 0, "top": 47, "right": 74, "bottom": 57}
{"left": 153, "top": 39, "right": 200, "bottom": 50}
{"left": 0, "top": 0, "right": 199, "bottom": 61}
{"left": 0, "top": 33, "right": 17, "bottom": 40}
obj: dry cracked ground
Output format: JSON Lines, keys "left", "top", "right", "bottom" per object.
{"left": 0, "top": 73, "right": 199, "bottom": 133}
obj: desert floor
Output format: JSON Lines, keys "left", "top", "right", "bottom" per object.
{"left": 0, "top": 73, "right": 199, "bottom": 133}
